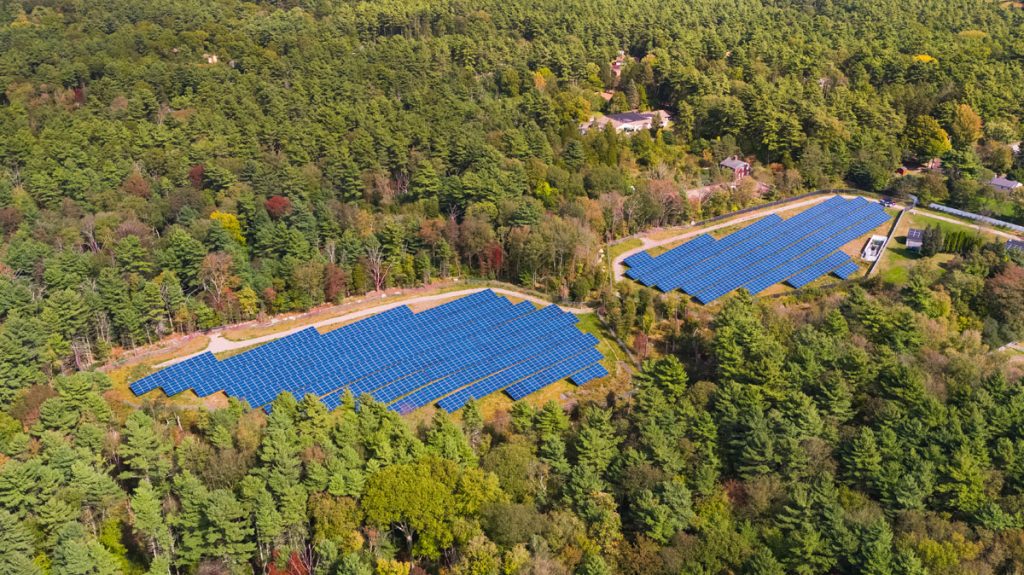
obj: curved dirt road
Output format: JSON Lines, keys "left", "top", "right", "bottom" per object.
{"left": 157, "top": 287, "right": 589, "bottom": 367}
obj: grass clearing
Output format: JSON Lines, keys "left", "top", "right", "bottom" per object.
{"left": 215, "top": 342, "right": 267, "bottom": 360}
{"left": 647, "top": 227, "right": 693, "bottom": 242}
{"left": 874, "top": 211, "right": 964, "bottom": 286}
{"left": 911, "top": 214, "right": 993, "bottom": 238}
{"left": 608, "top": 238, "right": 643, "bottom": 261}
{"left": 103, "top": 335, "right": 211, "bottom": 406}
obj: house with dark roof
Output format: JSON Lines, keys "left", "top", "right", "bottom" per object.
{"left": 989, "top": 175, "right": 1022, "bottom": 192}
{"left": 719, "top": 156, "right": 751, "bottom": 180}
{"left": 579, "top": 110, "right": 671, "bottom": 134}
{"left": 906, "top": 228, "right": 925, "bottom": 250}
{"left": 1007, "top": 239, "right": 1024, "bottom": 252}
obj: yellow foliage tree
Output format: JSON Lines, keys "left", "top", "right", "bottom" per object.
{"left": 210, "top": 211, "right": 246, "bottom": 245}
{"left": 375, "top": 559, "right": 411, "bottom": 575}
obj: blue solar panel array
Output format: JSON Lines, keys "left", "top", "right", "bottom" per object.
{"left": 129, "top": 290, "right": 606, "bottom": 413}
{"left": 623, "top": 196, "right": 887, "bottom": 303}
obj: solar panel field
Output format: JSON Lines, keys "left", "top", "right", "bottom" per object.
{"left": 623, "top": 196, "right": 890, "bottom": 303}
{"left": 129, "top": 290, "right": 606, "bottom": 413}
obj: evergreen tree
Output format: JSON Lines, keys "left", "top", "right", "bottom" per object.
{"left": 0, "top": 510, "right": 40, "bottom": 574}
{"left": 574, "top": 406, "right": 620, "bottom": 477}
{"left": 120, "top": 411, "right": 171, "bottom": 485}
{"left": 844, "top": 428, "right": 883, "bottom": 494}
{"left": 425, "top": 412, "right": 476, "bottom": 465}
{"left": 131, "top": 479, "right": 172, "bottom": 561}
{"left": 857, "top": 519, "right": 895, "bottom": 575}
{"left": 204, "top": 489, "right": 256, "bottom": 568}
{"left": 51, "top": 523, "right": 120, "bottom": 575}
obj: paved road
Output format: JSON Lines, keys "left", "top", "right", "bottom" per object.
{"left": 156, "top": 287, "right": 589, "bottom": 367}
{"left": 611, "top": 194, "right": 843, "bottom": 280}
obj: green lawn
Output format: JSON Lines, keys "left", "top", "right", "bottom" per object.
{"left": 607, "top": 238, "right": 643, "bottom": 262}
{"left": 878, "top": 240, "right": 955, "bottom": 286}
{"left": 976, "top": 197, "right": 1021, "bottom": 224}
{"left": 915, "top": 216, "right": 984, "bottom": 237}
{"left": 880, "top": 264, "right": 910, "bottom": 285}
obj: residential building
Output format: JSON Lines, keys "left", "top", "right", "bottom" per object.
{"left": 719, "top": 156, "right": 752, "bottom": 180}
{"left": 989, "top": 175, "right": 1022, "bottom": 192}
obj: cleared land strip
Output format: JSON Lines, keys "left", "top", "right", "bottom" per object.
{"left": 156, "top": 287, "right": 589, "bottom": 368}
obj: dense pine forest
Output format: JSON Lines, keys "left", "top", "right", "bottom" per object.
{"left": 1, "top": 0, "right": 1024, "bottom": 573}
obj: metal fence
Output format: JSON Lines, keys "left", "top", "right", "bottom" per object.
{"left": 926, "top": 203, "right": 1024, "bottom": 234}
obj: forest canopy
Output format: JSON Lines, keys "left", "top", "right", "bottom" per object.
{"left": 1, "top": 0, "right": 1024, "bottom": 573}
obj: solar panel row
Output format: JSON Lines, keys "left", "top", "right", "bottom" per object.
{"left": 378, "top": 309, "right": 585, "bottom": 412}
{"left": 354, "top": 305, "right": 571, "bottom": 403}
{"left": 743, "top": 210, "right": 889, "bottom": 294}
{"left": 433, "top": 332, "right": 600, "bottom": 413}
{"left": 832, "top": 261, "right": 860, "bottom": 280}
{"left": 785, "top": 251, "right": 852, "bottom": 289}
{"left": 570, "top": 363, "right": 609, "bottom": 385}
{"left": 229, "top": 291, "right": 516, "bottom": 407}
{"left": 129, "top": 289, "right": 606, "bottom": 413}
{"left": 622, "top": 196, "right": 889, "bottom": 303}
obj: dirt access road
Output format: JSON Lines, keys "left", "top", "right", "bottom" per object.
{"left": 909, "top": 209, "right": 1021, "bottom": 240}
{"left": 156, "top": 287, "right": 590, "bottom": 367}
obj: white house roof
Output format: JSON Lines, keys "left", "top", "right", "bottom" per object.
{"left": 990, "top": 176, "right": 1022, "bottom": 190}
